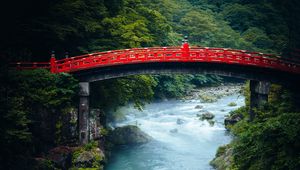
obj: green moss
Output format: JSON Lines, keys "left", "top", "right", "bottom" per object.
{"left": 210, "top": 144, "right": 234, "bottom": 170}
{"left": 99, "top": 128, "right": 109, "bottom": 137}
{"left": 71, "top": 141, "right": 105, "bottom": 169}
{"left": 72, "top": 148, "right": 84, "bottom": 165}
{"left": 84, "top": 141, "right": 98, "bottom": 151}
{"left": 227, "top": 102, "right": 237, "bottom": 107}
{"left": 216, "top": 145, "right": 227, "bottom": 157}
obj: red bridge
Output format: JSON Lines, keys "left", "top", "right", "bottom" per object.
{"left": 14, "top": 43, "right": 300, "bottom": 75}
{"left": 13, "top": 42, "right": 300, "bottom": 144}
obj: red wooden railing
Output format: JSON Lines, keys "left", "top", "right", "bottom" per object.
{"left": 12, "top": 43, "right": 300, "bottom": 74}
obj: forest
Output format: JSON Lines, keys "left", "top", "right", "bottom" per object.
{"left": 0, "top": 0, "right": 300, "bottom": 169}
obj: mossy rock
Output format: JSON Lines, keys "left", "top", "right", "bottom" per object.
{"left": 72, "top": 142, "right": 105, "bottom": 169}
{"left": 197, "top": 112, "right": 215, "bottom": 120}
{"left": 210, "top": 145, "right": 233, "bottom": 170}
{"left": 109, "top": 125, "right": 152, "bottom": 145}
{"left": 227, "top": 102, "right": 237, "bottom": 107}
{"left": 208, "top": 120, "right": 215, "bottom": 126}
{"left": 199, "top": 95, "right": 218, "bottom": 103}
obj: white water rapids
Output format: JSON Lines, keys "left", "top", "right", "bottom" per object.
{"left": 105, "top": 93, "right": 245, "bottom": 170}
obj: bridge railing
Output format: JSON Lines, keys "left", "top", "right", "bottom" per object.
{"left": 12, "top": 46, "right": 300, "bottom": 74}
{"left": 53, "top": 47, "right": 299, "bottom": 74}
{"left": 11, "top": 62, "right": 50, "bottom": 70}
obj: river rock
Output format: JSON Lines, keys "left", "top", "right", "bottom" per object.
{"left": 227, "top": 102, "right": 237, "bottom": 107}
{"left": 170, "top": 128, "right": 178, "bottom": 133}
{"left": 110, "top": 125, "right": 152, "bottom": 145}
{"left": 197, "top": 112, "right": 215, "bottom": 120}
{"left": 198, "top": 109, "right": 208, "bottom": 113}
{"left": 195, "top": 105, "right": 203, "bottom": 109}
{"left": 208, "top": 120, "right": 215, "bottom": 126}
{"left": 199, "top": 95, "right": 218, "bottom": 103}
{"left": 224, "top": 114, "right": 243, "bottom": 128}
{"left": 176, "top": 118, "right": 185, "bottom": 125}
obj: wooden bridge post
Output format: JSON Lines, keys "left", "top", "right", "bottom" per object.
{"left": 78, "top": 82, "right": 90, "bottom": 145}
{"left": 50, "top": 51, "right": 57, "bottom": 73}
{"left": 249, "top": 80, "right": 270, "bottom": 121}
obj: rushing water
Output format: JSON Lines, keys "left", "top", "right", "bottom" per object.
{"left": 105, "top": 94, "right": 245, "bottom": 170}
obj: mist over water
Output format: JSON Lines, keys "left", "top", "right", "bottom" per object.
{"left": 106, "top": 94, "right": 245, "bottom": 170}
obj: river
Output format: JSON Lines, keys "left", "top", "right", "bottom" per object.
{"left": 105, "top": 93, "right": 245, "bottom": 170}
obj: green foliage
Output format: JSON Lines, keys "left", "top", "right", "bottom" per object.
{"left": 0, "top": 69, "right": 78, "bottom": 169}
{"left": 222, "top": 86, "right": 300, "bottom": 170}
{"left": 84, "top": 141, "right": 98, "bottom": 151}
{"left": 232, "top": 112, "right": 300, "bottom": 170}
{"left": 191, "top": 74, "right": 223, "bottom": 87}
{"left": 180, "top": 10, "right": 218, "bottom": 43}
{"left": 99, "top": 128, "right": 109, "bottom": 137}
{"left": 242, "top": 81, "right": 250, "bottom": 108}
{"left": 216, "top": 145, "right": 228, "bottom": 157}
{"left": 91, "top": 75, "right": 157, "bottom": 111}
{"left": 153, "top": 74, "right": 194, "bottom": 99}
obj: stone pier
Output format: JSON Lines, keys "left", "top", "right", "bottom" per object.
{"left": 249, "top": 80, "right": 270, "bottom": 121}
{"left": 78, "top": 82, "right": 90, "bottom": 145}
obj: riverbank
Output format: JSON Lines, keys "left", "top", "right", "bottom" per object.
{"left": 210, "top": 84, "right": 300, "bottom": 170}
{"left": 183, "top": 83, "right": 243, "bottom": 102}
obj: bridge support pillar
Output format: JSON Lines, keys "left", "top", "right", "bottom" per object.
{"left": 249, "top": 80, "right": 270, "bottom": 121}
{"left": 78, "top": 82, "right": 90, "bottom": 145}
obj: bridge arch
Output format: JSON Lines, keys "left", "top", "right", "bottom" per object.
{"left": 73, "top": 62, "right": 300, "bottom": 84}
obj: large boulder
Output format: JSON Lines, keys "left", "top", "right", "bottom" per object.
{"left": 224, "top": 114, "right": 244, "bottom": 128}
{"left": 110, "top": 125, "right": 152, "bottom": 145}
{"left": 197, "top": 112, "right": 215, "bottom": 120}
